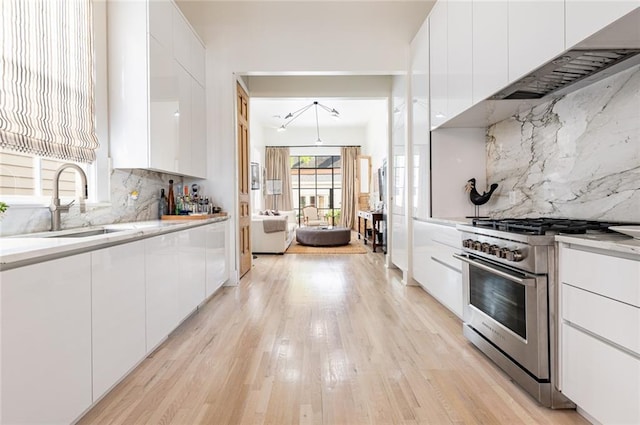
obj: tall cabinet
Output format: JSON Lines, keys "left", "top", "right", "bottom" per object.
{"left": 108, "top": 0, "right": 206, "bottom": 178}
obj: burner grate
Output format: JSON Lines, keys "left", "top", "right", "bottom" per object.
{"left": 472, "top": 218, "right": 631, "bottom": 235}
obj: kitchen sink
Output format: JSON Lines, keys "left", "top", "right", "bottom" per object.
{"left": 50, "top": 228, "right": 127, "bottom": 238}
{"left": 17, "top": 227, "right": 129, "bottom": 238}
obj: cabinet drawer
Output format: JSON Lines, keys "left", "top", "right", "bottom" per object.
{"left": 559, "top": 245, "right": 640, "bottom": 307}
{"left": 561, "top": 323, "right": 640, "bottom": 425}
{"left": 562, "top": 284, "right": 640, "bottom": 355}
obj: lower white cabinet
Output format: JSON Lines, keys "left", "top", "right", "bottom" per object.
{"left": 0, "top": 220, "right": 229, "bottom": 423}
{"left": 177, "top": 226, "right": 206, "bottom": 320}
{"left": 205, "top": 220, "right": 229, "bottom": 297}
{"left": 91, "top": 241, "right": 147, "bottom": 400}
{"left": 412, "top": 220, "right": 463, "bottom": 318}
{"left": 559, "top": 243, "right": 640, "bottom": 424}
{"left": 145, "top": 231, "right": 182, "bottom": 351}
{"left": 0, "top": 254, "right": 92, "bottom": 425}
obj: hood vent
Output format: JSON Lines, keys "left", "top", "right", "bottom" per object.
{"left": 490, "top": 49, "right": 640, "bottom": 100}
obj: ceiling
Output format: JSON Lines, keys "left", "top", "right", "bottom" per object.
{"left": 250, "top": 98, "right": 388, "bottom": 131}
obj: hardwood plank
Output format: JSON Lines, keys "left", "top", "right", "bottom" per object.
{"left": 78, "top": 253, "right": 588, "bottom": 425}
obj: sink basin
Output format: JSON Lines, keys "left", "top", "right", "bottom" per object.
{"left": 17, "top": 228, "right": 128, "bottom": 238}
{"left": 50, "top": 228, "right": 127, "bottom": 238}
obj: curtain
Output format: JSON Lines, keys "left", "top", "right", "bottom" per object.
{"left": 265, "top": 147, "right": 292, "bottom": 211}
{"left": 0, "top": 0, "right": 99, "bottom": 163}
{"left": 340, "top": 146, "right": 360, "bottom": 229}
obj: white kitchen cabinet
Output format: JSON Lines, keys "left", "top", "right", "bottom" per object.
{"left": 558, "top": 243, "right": 640, "bottom": 424}
{"left": 565, "top": 1, "right": 639, "bottom": 48}
{"left": 149, "top": 35, "right": 180, "bottom": 173}
{"left": 191, "top": 79, "right": 207, "bottom": 179}
{"left": 446, "top": 0, "right": 472, "bottom": 120}
{"left": 472, "top": 0, "right": 508, "bottom": 103}
{"left": 177, "top": 226, "right": 207, "bottom": 320}
{"left": 412, "top": 221, "right": 463, "bottom": 318}
{"left": 145, "top": 232, "right": 181, "bottom": 351}
{"left": 206, "top": 221, "right": 229, "bottom": 297}
{"left": 91, "top": 241, "right": 147, "bottom": 400}
{"left": 108, "top": 0, "right": 206, "bottom": 178}
{"left": 508, "top": 0, "right": 565, "bottom": 82}
{"left": 148, "top": 0, "right": 173, "bottom": 51}
{"left": 429, "top": 0, "right": 448, "bottom": 129}
{"left": 0, "top": 254, "right": 92, "bottom": 425}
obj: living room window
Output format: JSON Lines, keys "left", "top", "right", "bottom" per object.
{"left": 290, "top": 155, "right": 342, "bottom": 224}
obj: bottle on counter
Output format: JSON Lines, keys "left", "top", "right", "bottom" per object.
{"left": 167, "top": 179, "right": 176, "bottom": 215}
{"left": 158, "top": 188, "right": 167, "bottom": 218}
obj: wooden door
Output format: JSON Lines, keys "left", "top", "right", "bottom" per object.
{"left": 237, "top": 83, "right": 251, "bottom": 278}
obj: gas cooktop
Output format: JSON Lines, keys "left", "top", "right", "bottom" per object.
{"left": 471, "top": 218, "right": 633, "bottom": 236}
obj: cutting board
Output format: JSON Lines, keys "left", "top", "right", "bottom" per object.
{"left": 161, "top": 212, "right": 227, "bottom": 221}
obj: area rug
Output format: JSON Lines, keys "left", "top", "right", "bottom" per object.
{"left": 285, "top": 239, "right": 368, "bottom": 254}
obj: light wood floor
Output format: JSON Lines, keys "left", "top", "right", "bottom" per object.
{"left": 79, "top": 251, "right": 589, "bottom": 425}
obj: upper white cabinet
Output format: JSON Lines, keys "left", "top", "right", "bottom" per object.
{"left": 108, "top": 0, "right": 206, "bottom": 178}
{"left": 1, "top": 254, "right": 92, "bottom": 425}
{"left": 566, "top": 1, "right": 639, "bottom": 48}
{"left": 472, "top": 0, "right": 508, "bottom": 103}
{"left": 447, "top": 0, "right": 472, "bottom": 120}
{"left": 507, "top": 0, "right": 565, "bottom": 82}
{"left": 429, "top": 0, "right": 448, "bottom": 128}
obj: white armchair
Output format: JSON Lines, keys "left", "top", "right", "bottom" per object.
{"left": 302, "top": 205, "right": 328, "bottom": 227}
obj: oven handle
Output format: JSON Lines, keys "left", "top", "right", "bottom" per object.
{"left": 453, "top": 253, "right": 536, "bottom": 287}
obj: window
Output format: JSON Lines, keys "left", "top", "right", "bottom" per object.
{"left": 0, "top": 0, "right": 108, "bottom": 204}
{"left": 290, "top": 155, "right": 342, "bottom": 224}
{"left": 0, "top": 148, "right": 86, "bottom": 200}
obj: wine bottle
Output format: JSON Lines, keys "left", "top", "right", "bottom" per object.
{"left": 158, "top": 188, "right": 167, "bottom": 218}
{"left": 167, "top": 180, "right": 176, "bottom": 216}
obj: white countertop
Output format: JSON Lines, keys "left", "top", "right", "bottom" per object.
{"left": 414, "top": 217, "right": 474, "bottom": 227}
{"left": 0, "top": 217, "right": 229, "bottom": 271}
{"left": 556, "top": 233, "right": 640, "bottom": 257}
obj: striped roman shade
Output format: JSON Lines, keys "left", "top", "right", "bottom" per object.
{"left": 0, "top": 0, "right": 99, "bottom": 163}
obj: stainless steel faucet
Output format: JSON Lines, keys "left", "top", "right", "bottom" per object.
{"left": 49, "top": 163, "right": 88, "bottom": 231}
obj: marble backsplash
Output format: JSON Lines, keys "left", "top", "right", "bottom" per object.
{"left": 484, "top": 64, "right": 640, "bottom": 222}
{"left": 0, "top": 169, "right": 187, "bottom": 237}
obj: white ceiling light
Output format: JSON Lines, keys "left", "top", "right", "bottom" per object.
{"left": 277, "top": 101, "right": 340, "bottom": 146}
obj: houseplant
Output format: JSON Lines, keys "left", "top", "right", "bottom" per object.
{"left": 0, "top": 201, "right": 8, "bottom": 221}
{"left": 325, "top": 209, "right": 341, "bottom": 226}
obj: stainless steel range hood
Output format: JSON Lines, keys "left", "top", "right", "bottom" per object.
{"left": 490, "top": 49, "right": 640, "bottom": 100}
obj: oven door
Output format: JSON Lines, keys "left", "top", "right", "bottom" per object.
{"left": 455, "top": 253, "right": 549, "bottom": 380}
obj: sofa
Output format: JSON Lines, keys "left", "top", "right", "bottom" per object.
{"left": 251, "top": 210, "right": 298, "bottom": 254}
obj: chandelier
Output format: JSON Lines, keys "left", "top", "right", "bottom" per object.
{"left": 277, "top": 101, "right": 340, "bottom": 145}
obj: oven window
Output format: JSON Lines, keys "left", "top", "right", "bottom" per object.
{"left": 469, "top": 265, "right": 526, "bottom": 339}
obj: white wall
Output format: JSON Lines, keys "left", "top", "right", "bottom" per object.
{"left": 260, "top": 126, "right": 367, "bottom": 148}
{"left": 175, "top": 1, "right": 431, "bottom": 277}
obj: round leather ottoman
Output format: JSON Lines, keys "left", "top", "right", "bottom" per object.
{"left": 296, "top": 226, "right": 351, "bottom": 247}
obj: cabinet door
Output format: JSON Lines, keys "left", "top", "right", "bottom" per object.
{"left": 429, "top": 1, "right": 448, "bottom": 128}
{"left": 562, "top": 324, "right": 640, "bottom": 424}
{"left": 145, "top": 232, "right": 181, "bottom": 351}
{"left": 566, "top": 1, "right": 639, "bottom": 48}
{"left": 91, "top": 241, "right": 146, "bottom": 400}
{"left": 508, "top": 0, "right": 564, "bottom": 81}
{"left": 191, "top": 79, "right": 207, "bottom": 178}
{"left": 148, "top": 0, "right": 173, "bottom": 52}
{"left": 447, "top": 0, "right": 472, "bottom": 119}
{"left": 1, "top": 255, "right": 92, "bottom": 424}
{"left": 172, "top": 7, "right": 192, "bottom": 75}
{"left": 472, "top": 0, "right": 509, "bottom": 102}
{"left": 206, "top": 222, "right": 229, "bottom": 297}
{"left": 149, "top": 35, "right": 180, "bottom": 173}
{"left": 191, "top": 33, "right": 206, "bottom": 86}
{"left": 177, "top": 226, "right": 206, "bottom": 320}
{"left": 177, "top": 64, "right": 193, "bottom": 176}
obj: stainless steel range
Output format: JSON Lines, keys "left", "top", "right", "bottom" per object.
{"left": 455, "top": 218, "right": 626, "bottom": 408}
